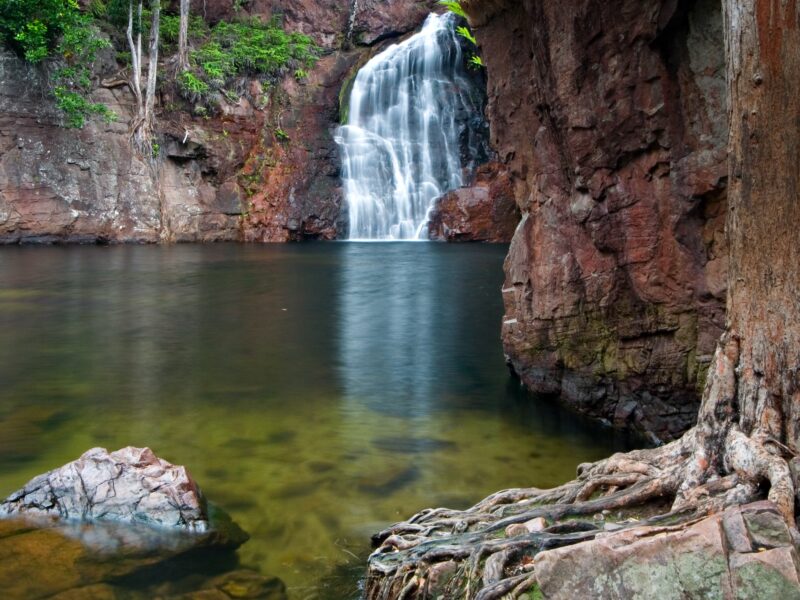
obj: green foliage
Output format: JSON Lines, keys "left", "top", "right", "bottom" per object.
{"left": 179, "top": 70, "right": 209, "bottom": 97}
{"left": 0, "top": 0, "right": 77, "bottom": 61}
{"left": 159, "top": 13, "right": 207, "bottom": 47}
{"left": 53, "top": 87, "right": 114, "bottom": 128}
{"left": 0, "top": 0, "right": 115, "bottom": 128}
{"left": 469, "top": 55, "right": 484, "bottom": 69}
{"left": 201, "top": 18, "right": 318, "bottom": 79}
{"left": 179, "top": 17, "right": 319, "bottom": 109}
{"left": 456, "top": 25, "right": 476, "bottom": 46}
{"left": 274, "top": 127, "right": 289, "bottom": 141}
{"left": 87, "top": 0, "right": 107, "bottom": 18}
{"left": 438, "top": 0, "right": 467, "bottom": 19}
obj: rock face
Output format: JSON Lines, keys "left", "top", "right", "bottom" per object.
{"left": 0, "top": 2, "right": 439, "bottom": 244}
{"left": 0, "top": 447, "right": 208, "bottom": 531}
{"left": 428, "top": 162, "right": 519, "bottom": 242}
{"left": 350, "top": 0, "right": 440, "bottom": 45}
{"left": 535, "top": 501, "right": 800, "bottom": 599}
{"left": 464, "top": 0, "right": 729, "bottom": 441}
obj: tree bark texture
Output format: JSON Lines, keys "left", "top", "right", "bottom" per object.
{"left": 178, "top": 0, "right": 190, "bottom": 70}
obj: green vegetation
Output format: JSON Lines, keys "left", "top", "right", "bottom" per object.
{"left": 183, "top": 17, "right": 318, "bottom": 105}
{"left": 438, "top": 0, "right": 468, "bottom": 19}
{"left": 0, "top": 0, "right": 115, "bottom": 127}
{"left": 1, "top": 0, "right": 318, "bottom": 127}
{"left": 438, "top": 0, "right": 484, "bottom": 69}
{"left": 456, "top": 25, "right": 476, "bottom": 46}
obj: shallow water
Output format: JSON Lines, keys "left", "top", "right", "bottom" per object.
{"left": 0, "top": 243, "right": 634, "bottom": 598}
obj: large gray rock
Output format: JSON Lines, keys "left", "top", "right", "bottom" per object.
{"left": 0, "top": 447, "right": 209, "bottom": 531}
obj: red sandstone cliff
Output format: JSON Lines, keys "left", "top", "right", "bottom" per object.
{"left": 463, "top": 0, "right": 729, "bottom": 441}
{"left": 0, "top": 1, "right": 436, "bottom": 243}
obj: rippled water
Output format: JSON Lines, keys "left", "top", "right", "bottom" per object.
{"left": 0, "top": 243, "right": 634, "bottom": 598}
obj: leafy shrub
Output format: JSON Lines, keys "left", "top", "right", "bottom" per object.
{"left": 1, "top": 0, "right": 78, "bottom": 61}
{"left": 180, "top": 16, "right": 319, "bottom": 107}
{"left": 0, "top": 0, "right": 115, "bottom": 127}
{"left": 179, "top": 70, "right": 209, "bottom": 97}
{"left": 160, "top": 13, "right": 208, "bottom": 48}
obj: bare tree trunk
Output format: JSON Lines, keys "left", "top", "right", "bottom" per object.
{"left": 126, "top": 0, "right": 143, "bottom": 114}
{"left": 178, "top": 0, "right": 190, "bottom": 70}
{"left": 143, "top": 0, "right": 160, "bottom": 128}
{"left": 129, "top": 0, "right": 159, "bottom": 151}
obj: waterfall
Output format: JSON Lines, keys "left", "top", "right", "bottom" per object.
{"left": 335, "top": 13, "right": 485, "bottom": 241}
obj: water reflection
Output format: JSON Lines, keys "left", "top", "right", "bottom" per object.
{"left": 0, "top": 244, "right": 635, "bottom": 599}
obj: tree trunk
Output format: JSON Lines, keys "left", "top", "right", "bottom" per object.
{"left": 126, "top": 0, "right": 143, "bottom": 114}
{"left": 674, "top": 0, "right": 800, "bottom": 526}
{"left": 178, "top": 0, "right": 190, "bottom": 70}
{"left": 144, "top": 0, "right": 160, "bottom": 127}
{"left": 130, "top": 0, "right": 159, "bottom": 151}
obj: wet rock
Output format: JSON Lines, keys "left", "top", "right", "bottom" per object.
{"left": 533, "top": 501, "right": 800, "bottom": 599}
{"left": 0, "top": 448, "right": 253, "bottom": 599}
{"left": 350, "top": 0, "right": 440, "bottom": 46}
{"left": 428, "top": 162, "right": 520, "bottom": 243}
{"left": 0, "top": 447, "right": 209, "bottom": 531}
{"left": 357, "top": 465, "right": 420, "bottom": 496}
{"left": 467, "top": 0, "right": 729, "bottom": 441}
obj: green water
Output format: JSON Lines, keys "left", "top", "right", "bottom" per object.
{"left": 0, "top": 243, "right": 633, "bottom": 598}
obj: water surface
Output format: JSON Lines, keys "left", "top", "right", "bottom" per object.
{"left": 0, "top": 243, "right": 633, "bottom": 598}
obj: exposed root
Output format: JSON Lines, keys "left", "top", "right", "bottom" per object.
{"left": 725, "top": 427, "right": 796, "bottom": 526}
{"left": 366, "top": 413, "right": 796, "bottom": 599}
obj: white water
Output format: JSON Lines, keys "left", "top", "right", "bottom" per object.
{"left": 335, "top": 13, "right": 480, "bottom": 240}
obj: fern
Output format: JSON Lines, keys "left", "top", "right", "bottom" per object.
{"left": 456, "top": 25, "right": 476, "bottom": 46}
{"left": 469, "top": 55, "right": 484, "bottom": 69}
{"left": 438, "top": 0, "right": 468, "bottom": 19}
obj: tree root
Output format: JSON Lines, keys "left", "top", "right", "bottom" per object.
{"left": 365, "top": 416, "right": 797, "bottom": 599}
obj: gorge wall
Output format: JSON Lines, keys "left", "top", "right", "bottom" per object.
{"left": 0, "top": 0, "right": 438, "bottom": 243}
{"left": 463, "top": 0, "right": 729, "bottom": 441}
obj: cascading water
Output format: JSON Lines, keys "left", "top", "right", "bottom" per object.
{"left": 335, "top": 13, "right": 487, "bottom": 240}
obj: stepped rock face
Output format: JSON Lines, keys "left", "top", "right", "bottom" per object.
{"left": 0, "top": 1, "right": 436, "bottom": 244}
{"left": 464, "top": 0, "right": 728, "bottom": 441}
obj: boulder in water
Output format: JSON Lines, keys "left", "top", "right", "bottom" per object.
{"left": 0, "top": 447, "right": 208, "bottom": 531}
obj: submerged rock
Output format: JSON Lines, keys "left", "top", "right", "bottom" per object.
{"left": 0, "top": 447, "right": 209, "bottom": 531}
{"left": 0, "top": 447, "right": 259, "bottom": 599}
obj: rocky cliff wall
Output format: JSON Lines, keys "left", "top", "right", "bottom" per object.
{"left": 0, "top": 0, "right": 437, "bottom": 243}
{"left": 464, "top": 0, "right": 729, "bottom": 441}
